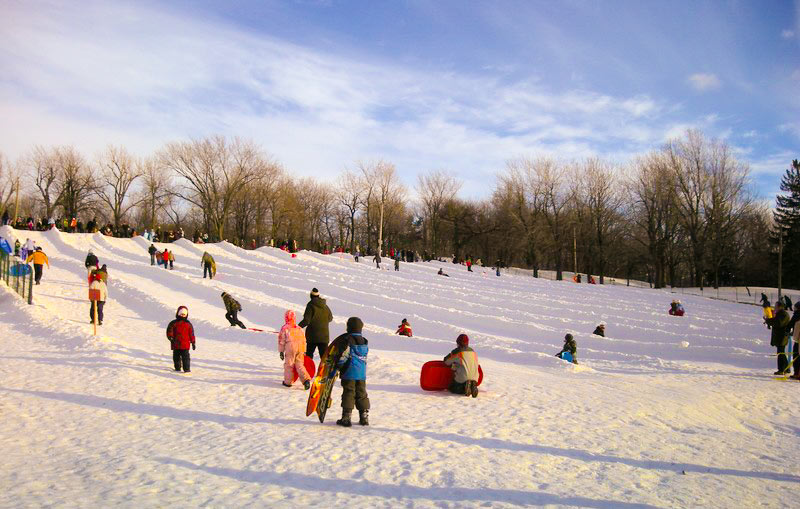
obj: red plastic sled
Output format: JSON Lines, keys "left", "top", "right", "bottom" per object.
{"left": 292, "top": 355, "right": 316, "bottom": 383}
{"left": 420, "top": 360, "right": 483, "bottom": 391}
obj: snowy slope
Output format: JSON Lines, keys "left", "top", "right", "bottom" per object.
{"left": 0, "top": 225, "right": 798, "bottom": 508}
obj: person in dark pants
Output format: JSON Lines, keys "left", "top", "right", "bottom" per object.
{"left": 148, "top": 244, "right": 157, "bottom": 265}
{"left": 221, "top": 292, "right": 246, "bottom": 328}
{"left": 765, "top": 300, "right": 791, "bottom": 375}
{"left": 335, "top": 317, "right": 370, "bottom": 427}
{"left": 162, "top": 249, "right": 170, "bottom": 269}
{"left": 202, "top": 251, "right": 215, "bottom": 279}
{"left": 790, "top": 302, "right": 800, "bottom": 379}
{"left": 88, "top": 273, "right": 107, "bottom": 325}
{"left": 167, "top": 306, "right": 195, "bottom": 373}
{"left": 26, "top": 247, "right": 49, "bottom": 285}
{"left": 394, "top": 257, "right": 400, "bottom": 271}
{"left": 298, "top": 288, "right": 333, "bottom": 360}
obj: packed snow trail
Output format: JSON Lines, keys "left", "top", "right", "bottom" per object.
{"left": 0, "top": 226, "right": 798, "bottom": 508}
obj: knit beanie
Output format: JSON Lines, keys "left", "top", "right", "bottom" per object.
{"left": 456, "top": 333, "right": 469, "bottom": 347}
{"left": 346, "top": 317, "right": 364, "bottom": 333}
{"left": 310, "top": 288, "right": 320, "bottom": 297}
{"left": 565, "top": 333, "right": 574, "bottom": 342}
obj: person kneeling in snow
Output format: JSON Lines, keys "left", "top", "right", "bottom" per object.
{"left": 278, "top": 310, "right": 311, "bottom": 390}
{"left": 556, "top": 333, "right": 578, "bottom": 364}
{"left": 167, "top": 306, "right": 195, "bottom": 373}
{"left": 396, "top": 318, "right": 413, "bottom": 337}
{"left": 335, "top": 317, "right": 370, "bottom": 427}
{"left": 668, "top": 300, "right": 685, "bottom": 316}
{"left": 444, "top": 334, "right": 479, "bottom": 397}
{"left": 592, "top": 322, "right": 605, "bottom": 337}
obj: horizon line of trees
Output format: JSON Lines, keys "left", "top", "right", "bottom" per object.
{"left": 0, "top": 130, "right": 793, "bottom": 289}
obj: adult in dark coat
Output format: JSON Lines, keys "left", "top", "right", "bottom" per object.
{"left": 298, "top": 287, "right": 333, "bottom": 360}
{"left": 766, "top": 301, "right": 791, "bottom": 375}
{"left": 221, "top": 292, "right": 246, "bottom": 329}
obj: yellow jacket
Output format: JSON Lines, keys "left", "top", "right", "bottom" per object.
{"left": 26, "top": 251, "right": 50, "bottom": 267}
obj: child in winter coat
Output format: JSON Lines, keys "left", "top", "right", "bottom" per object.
{"left": 669, "top": 300, "right": 685, "bottom": 316}
{"left": 396, "top": 318, "right": 413, "bottom": 337}
{"left": 88, "top": 274, "right": 107, "bottom": 325}
{"left": 166, "top": 306, "right": 195, "bottom": 373}
{"left": 556, "top": 333, "right": 578, "bottom": 364}
{"left": 221, "top": 291, "right": 246, "bottom": 329}
{"left": 335, "top": 317, "right": 370, "bottom": 427}
{"left": 278, "top": 310, "right": 311, "bottom": 389}
{"left": 592, "top": 322, "right": 605, "bottom": 337}
{"left": 444, "top": 334, "right": 479, "bottom": 397}
{"left": 161, "top": 249, "right": 170, "bottom": 269}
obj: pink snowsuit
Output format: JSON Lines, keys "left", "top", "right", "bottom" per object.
{"left": 278, "top": 310, "right": 310, "bottom": 385}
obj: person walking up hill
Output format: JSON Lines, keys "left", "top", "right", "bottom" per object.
{"left": 201, "top": 251, "right": 215, "bottom": 279}
{"left": 298, "top": 287, "right": 333, "bottom": 360}
{"left": 221, "top": 292, "right": 246, "bottom": 329}
{"left": 26, "top": 247, "right": 49, "bottom": 285}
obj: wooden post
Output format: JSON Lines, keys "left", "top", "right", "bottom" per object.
{"left": 93, "top": 300, "right": 97, "bottom": 336}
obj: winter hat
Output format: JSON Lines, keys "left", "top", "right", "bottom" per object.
{"left": 456, "top": 333, "right": 469, "bottom": 347}
{"left": 776, "top": 300, "right": 785, "bottom": 308}
{"left": 401, "top": 318, "right": 408, "bottom": 324}
{"left": 176, "top": 306, "right": 189, "bottom": 318}
{"left": 346, "top": 316, "right": 364, "bottom": 333}
{"left": 310, "top": 288, "right": 320, "bottom": 297}
{"left": 598, "top": 322, "right": 606, "bottom": 328}
{"left": 284, "top": 309, "right": 296, "bottom": 325}
{"left": 565, "top": 333, "right": 574, "bottom": 342}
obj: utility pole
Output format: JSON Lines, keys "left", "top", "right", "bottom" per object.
{"left": 377, "top": 200, "right": 384, "bottom": 257}
{"left": 778, "top": 226, "right": 783, "bottom": 300}
{"left": 573, "top": 226, "right": 577, "bottom": 274}
{"left": 13, "top": 176, "right": 20, "bottom": 224}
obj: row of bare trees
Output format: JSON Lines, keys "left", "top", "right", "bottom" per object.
{"left": 0, "top": 129, "right": 772, "bottom": 288}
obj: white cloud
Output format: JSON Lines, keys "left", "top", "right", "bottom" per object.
{"left": 781, "top": 29, "right": 796, "bottom": 39}
{"left": 687, "top": 73, "right": 722, "bottom": 91}
{"left": 0, "top": 1, "right": 720, "bottom": 197}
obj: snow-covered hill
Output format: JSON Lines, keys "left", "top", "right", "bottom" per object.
{"left": 1, "top": 225, "right": 797, "bottom": 508}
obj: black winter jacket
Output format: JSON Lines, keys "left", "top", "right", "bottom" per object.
{"left": 767, "top": 309, "right": 791, "bottom": 347}
{"left": 298, "top": 296, "right": 333, "bottom": 344}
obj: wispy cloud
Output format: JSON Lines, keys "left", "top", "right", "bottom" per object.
{"left": 687, "top": 73, "right": 722, "bottom": 91}
{"left": 781, "top": 29, "right": 796, "bottom": 39}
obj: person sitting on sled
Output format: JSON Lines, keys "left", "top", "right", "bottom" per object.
{"left": 592, "top": 322, "right": 605, "bottom": 337}
{"left": 443, "top": 334, "right": 479, "bottom": 397}
{"left": 556, "top": 333, "right": 578, "bottom": 364}
{"left": 396, "top": 318, "right": 413, "bottom": 337}
{"left": 668, "top": 300, "right": 685, "bottom": 316}
{"left": 278, "top": 310, "right": 311, "bottom": 390}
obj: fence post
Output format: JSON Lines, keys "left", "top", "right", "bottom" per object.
{"left": 27, "top": 267, "right": 33, "bottom": 305}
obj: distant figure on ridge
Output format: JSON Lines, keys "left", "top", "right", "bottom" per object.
{"left": 593, "top": 322, "right": 605, "bottom": 337}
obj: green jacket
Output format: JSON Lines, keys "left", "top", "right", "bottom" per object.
{"left": 298, "top": 296, "right": 333, "bottom": 344}
{"left": 221, "top": 292, "right": 241, "bottom": 313}
{"left": 767, "top": 308, "right": 791, "bottom": 347}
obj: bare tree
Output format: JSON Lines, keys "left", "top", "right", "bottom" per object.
{"left": 160, "top": 136, "right": 265, "bottom": 241}
{"left": 578, "top": 157, "right": 622, "bottom": 283}
{"left": 359, "top": 160, "right": 404, "bottom": 255}
{"left": 137, "top": 157, "right": 171, "bottom": 231}
{"left": 336, "top": 170, "right": 364, "bottom": 253}
{"left": 535, "top": 157, "right": 571, "bottom": 280}
{"left": 29, "top": 146, "right": 61, "bottom": 219}
{"left": 0, "top": 152, "right": 20, "bottom": 218}
{"left": 495, "top": 158, "right": 543, "bottom": 275}
{"left": 416, "top": 169, "right": 461, "bottom": 258}
{"left": 95, "top": 145, "right": 143, "bottom": 229}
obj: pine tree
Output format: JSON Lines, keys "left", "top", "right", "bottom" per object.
{"left": 773, "top": 159, "right": 800, "bottom": 288}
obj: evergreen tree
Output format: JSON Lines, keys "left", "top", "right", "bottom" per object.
{"left": 772, "top": 159, "right": 800, "bottom": 288}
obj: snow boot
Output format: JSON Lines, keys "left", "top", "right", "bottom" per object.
{"left": 464, "top": 381, "right": 472, "bottom": 396}
{"left": 336, "top": 409, "right": 352, "bottom": 427}
{"left": 358, "top": 409, "right": 369, "bottom": 426}
{"left": 282, "top": 382, "right": 292, "bottom": 387}
{"left": 471, "top": 381, "right": 478, "bottom": 398}
{"left": 303, "top": 379, "right": 311, "bottom": 390}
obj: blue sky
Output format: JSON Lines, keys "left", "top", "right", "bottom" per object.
{"left": 1, "top": 0, "right": 798, "bottom": 199}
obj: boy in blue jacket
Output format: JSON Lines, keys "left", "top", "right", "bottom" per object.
{"left": 335, "top": 317, "right": 370, "bottom": 427}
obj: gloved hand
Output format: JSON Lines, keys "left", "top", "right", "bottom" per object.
{"left": 280, "top": 352, "right": 284, "bottom": 361}
{"left": 192, "top": 343, "right": 196, "bottom": 350}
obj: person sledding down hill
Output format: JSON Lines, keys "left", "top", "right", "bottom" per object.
{"left": 444, "top": 334, "right": 479, "bottom": 397}
{"left": 221, "top": 291, "right": 246, "bottom": 329}
{"left": 556, "top": 333, "right": 578, "bottom": 364}
{"left": 278, "top": 310, "right": 311, "bottom": 389}
{"left": 396, "top": 318, "right": 413, "bottom": 337}
{"left": 668, "top": 300, "right": 685, "bottom": 316}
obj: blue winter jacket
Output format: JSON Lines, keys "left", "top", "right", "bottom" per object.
{"left": 336, "top": 332, "right": 368, "bottom": 380}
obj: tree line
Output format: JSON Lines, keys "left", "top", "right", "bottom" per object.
{"left": 0, "top": 129, "right": 789, "bottom": 289}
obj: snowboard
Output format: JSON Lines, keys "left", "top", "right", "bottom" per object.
{"left": 306, "top": 335, "right": 348, "bottom": 422}
{"left": 419, "top": 360, "right": 483, "bottom": 391}
{"left": 291, "top": 355, "right": 317, "bottom": 384}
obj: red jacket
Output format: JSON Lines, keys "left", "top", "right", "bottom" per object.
{"left": 162, "top": 250, "right": 170, "bottom": 262}
{"left": 396, "top": 323, "right": 413, "bottom": 337}
{"left": 167, "top": 318, "right": 195, "bottom": 350}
